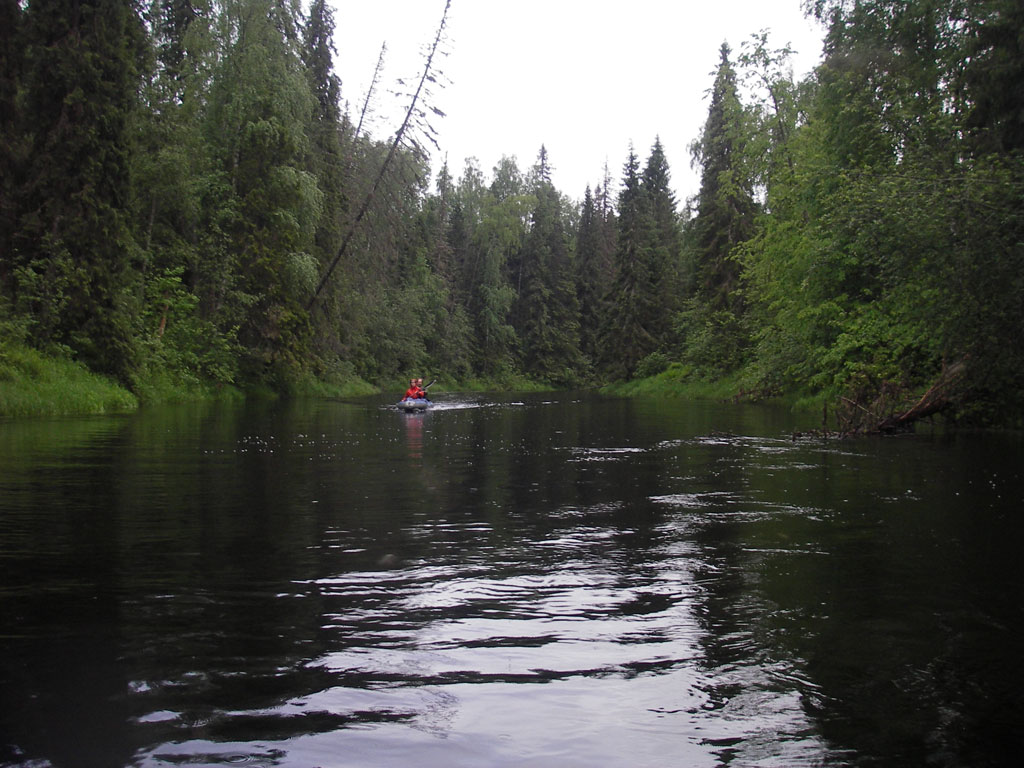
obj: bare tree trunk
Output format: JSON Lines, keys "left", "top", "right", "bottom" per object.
{"left": 306, "top": 0, "right": 450, "bottom": 311}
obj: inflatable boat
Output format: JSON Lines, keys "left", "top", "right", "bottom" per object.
{"left": 397, "top": 398, "right": 431, "bottom": 412}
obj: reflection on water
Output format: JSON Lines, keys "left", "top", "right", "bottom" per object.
{"left": 1, "top": 393, "right": 1022, "bottom": 767}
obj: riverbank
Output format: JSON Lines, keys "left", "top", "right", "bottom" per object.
{"left": 600, "top": 363, "right": 829, "bottom": 420}
{"left": 0, "top": 345, "right": 138, "bottom": 417}
{"left": 0, "top": 343, "right": 380, "bottom": 418}
{"left": 0, "top": 344, "right": 556, "bottom": 419}
{"left": 600, "top": 362, "right": 801, "bottom": 404}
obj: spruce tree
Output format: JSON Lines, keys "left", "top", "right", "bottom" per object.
{"left": 640, "top": 137, "right": 681, "bottom": 351}
{"left": 674, "top": 44, "right": 759, "bottom": 375}
{"left": 457, "top": 159, "right": 522, "bottom": 376}
{"left": 600, "top": 148, "right": 655, "bottom": 379}
{"left": 0, "top": 0, "right": 21, "bottom": 300}
{"left": 575, "top": 187, "right": 601, "bottom": 364}
{"left": 961, "top": 0, "right": 1024, "bottom": 156}
{"left": 515, "top": 146, "right": 582, "bottom": 383}
{"left": 204, "top": 0, "right": 322, "bottom": 382}
{"left": 690, "top": 43, "right": 757, "bottom": 313}
{"left": 575, "top": 179, "right": 616, "bottom": 369}
{"left": 302, "top": 0, "right": 350, "bottom": 365}
{"left": 12, "top": 0, "right": 146, "bottom": 380}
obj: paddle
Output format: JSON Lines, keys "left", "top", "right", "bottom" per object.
{"left": 423, "top": 378, "right": 436, "bottom": 390}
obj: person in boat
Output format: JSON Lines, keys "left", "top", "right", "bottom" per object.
{"left": 402, "top": 379, "right": 426, "bottom": 401}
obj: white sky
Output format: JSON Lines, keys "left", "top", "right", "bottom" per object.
{"left": 329, "top": 1, "right": 825, "bottom": 204}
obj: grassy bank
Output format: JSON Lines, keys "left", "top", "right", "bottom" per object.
{"left": 0, "top": 345, "right": 138, "bottom": 417}
{"left": 0, "top": 343, "right": 382, "bottom": 418}
{"left": 601, "top": 363, "right": 746, "bottom": 400}
{"left": 601, "top": 363, "right": 826, "bottom": 414}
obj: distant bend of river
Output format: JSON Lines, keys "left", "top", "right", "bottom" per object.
{"left": 1, "top": 392, "right": 1022, "bottom": 768}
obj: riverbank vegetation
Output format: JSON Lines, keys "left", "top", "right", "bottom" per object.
{"left": 1, "top": 1, "right": 1022, "bottom": 427}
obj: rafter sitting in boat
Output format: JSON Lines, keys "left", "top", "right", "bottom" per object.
{"left": 398, "top": 378, "right": 431, "bottom": 410}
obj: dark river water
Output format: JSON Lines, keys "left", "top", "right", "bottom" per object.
{"left": 1, "top": 391, "right": 1022, "bottom": 768}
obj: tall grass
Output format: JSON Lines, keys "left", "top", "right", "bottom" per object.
{"left": 601, "top": 363, "right": 744, "bottom": 400}
{"left": 0, "top": 345, "right": 138, "bottom": 417}
{"left": 286, "top": 370, "right": 379, "bottom": 399}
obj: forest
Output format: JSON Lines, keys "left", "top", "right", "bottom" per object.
{"left": 1, "top": 0, "right": 1022, "bottom": 428}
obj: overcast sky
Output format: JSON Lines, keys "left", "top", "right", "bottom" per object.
{"left": 330, "top": 1, "right": 825, "bottom": 204}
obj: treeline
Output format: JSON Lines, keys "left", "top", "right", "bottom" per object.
{"left": 1, "top": 1, "right": 1022, "bottom": 426}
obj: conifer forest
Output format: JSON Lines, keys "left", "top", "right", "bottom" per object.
{"left": 1, "top": 0, "right": 1022, "bottom": 428}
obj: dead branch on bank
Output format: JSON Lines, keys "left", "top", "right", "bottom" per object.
{"left": 871, "top": 359, "right": 966, "bottom": 433}
{"left": 793, "top": 359, "right": 968, "bottom": 439}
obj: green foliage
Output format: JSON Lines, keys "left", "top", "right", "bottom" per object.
{"left": 514, "top": 147, "right": 583, "bottom": 385}
{"left": 11, "top": 0, "right": 145, "bottom": 382}
{"left": 2, "top": 0, "right": 1022, "bottom": 426}
{"left": 675, "top": 300, "right": 751, "bottom": 378}
{"left": 602, "top": 362, "right": 743, "bottom": 401}
{"left": 134, "top": 266, "right": 241, "bottom": 394}
{"left": 600, "top": 149, "right": 655, "bottom": 378}
{"left": 736, "top": 1, "right": 1024, "bottom": 425}
{"left": 635, "top": 351, "right": 671, "bottom": 379}
{"left": 688, "top": 43, "right": 758, "bottom": 314}
{"left": 0, "top": 342, "right": 137, "bottom": 416}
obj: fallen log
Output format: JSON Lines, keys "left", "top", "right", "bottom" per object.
{"left": 873, "top": 359, "right": 966, "bottom": 433}
{"left": 796, "top": 359, "right": 968, "bottom": 439}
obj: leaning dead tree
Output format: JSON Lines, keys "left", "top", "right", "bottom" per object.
{"left": 793, "top": 359, "right": 968, "bottom": 439}
{"left": 306, "top": 0, "right": 450, "bottom": 311}
{"left": 870, "top": 359, "right": 967, "bottom": 433}
{"left": 355, "top": 42, "right": 388, "bottom": 142}
{"left": 838, "top": 359, "right": 967, "bottom": 435}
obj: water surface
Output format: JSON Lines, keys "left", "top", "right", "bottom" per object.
{"left": 1, "top": 392, "right": 1021, "bottom": 767}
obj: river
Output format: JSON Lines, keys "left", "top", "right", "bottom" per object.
{"left": 1, "top": 391, "right": 1021, "bottom": 767}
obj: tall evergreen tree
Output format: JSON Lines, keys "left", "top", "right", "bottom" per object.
{"left": 454, "top": 158, "right": 523, "bottom": 376}
{"left": 514, "top": 146, "right": 581, "bottom": 383}
{"left": 640, "top": 137, "right": 681, "bottom": 349}
{"left": 600, "top": 147, "right": 654, "bottom": 378}
{"left": 690, "top": 43, "right": 757, "bottom": 313}
{"left": 675, "top": 44, "right": 759, "bottom": 375}
{"left": 961, "top": 0, "right": 1024, "bottom": 156}
{"left": 575, "top": 164, "right": 620, "bottom": 372}
{"left": 203, "top": 0, "right": 322, "bottom": 382}
{"left": 0, "top": 0, "right": 22, "bottom": 301}
{"left": 575, "top": 186, "right": 609, "bottom": 365}
{"left": 302, "top": 0, "right": 351, "bottom": 368}
{"left": 11, "top": 0, "right": 146, "bottom": 380}
{"left": 152, "top": 0, "right": 200, "bottom": 90}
